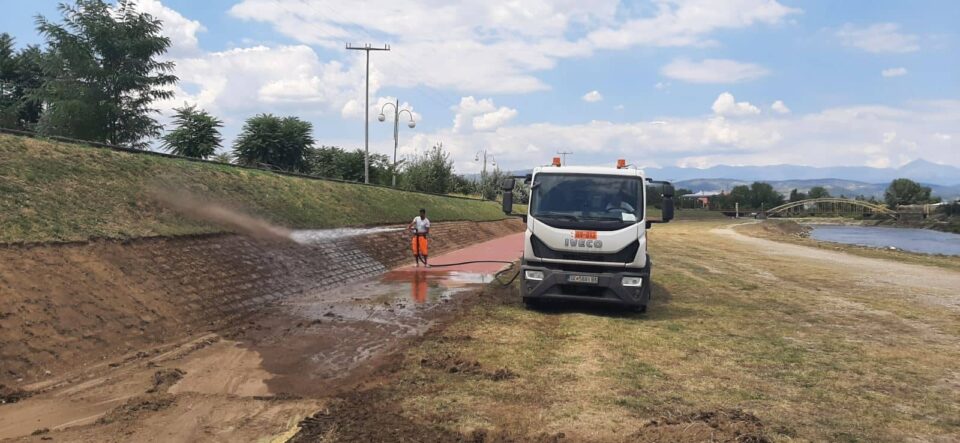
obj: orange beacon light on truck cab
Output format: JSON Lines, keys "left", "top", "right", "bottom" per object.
{"left": 552, "top": 157, "right": 562, "bottom": 166}
{"left": 616, "top": 159, "right": 626, "bottom": 169}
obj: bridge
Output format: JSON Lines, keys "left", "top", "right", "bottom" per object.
{"left": 764, "top": 198, "right": 898, "bottom": 219}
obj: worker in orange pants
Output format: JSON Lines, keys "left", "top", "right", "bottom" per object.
{"left": 407, "top": 208, "right": 431, "bottom": 267}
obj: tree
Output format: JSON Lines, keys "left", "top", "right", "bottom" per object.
{"left": 233, "top": 114, "right": 314, "bottom": 172}
{"left": 884, "top": 178, "right": 934, "bottom": 208}
{"left": 36, "top": 0, "right": 177, "bottom": 148}
{"left": 788, "top": 188, "right": 807, "bottom": 202}
{"left": 211, "top": 152, "right": 233, "bottom": 164}
{"left": 303, "top": 146, "right": 391, "bottom": 184}
{"left": 11, "top": 45, "right": 44, "bottom": 129}
{"left": 0, "top": 33, "right": 17, "bottom": 127}
{"left": 400, "top": 143, "right": 455, "bottom": 194}
{"left": 807, "top": 186, "right": 831, "bottom": 199}
{"left": 750, "top": 182, "right": 784, "bottom": 209}
{"left": 0, "top": 34, "right": 44, "bottom": 130}
{"left": 161, "top": 105, "right": 222, "bottom": 158}
{"left": 728, "top": 185, "right": 752, "bottom": 208}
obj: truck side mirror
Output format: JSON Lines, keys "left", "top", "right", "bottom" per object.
{"left": 662, "top": 184, "right": 675, "bottom": 198}
{"left": 500, "top": 178, "right": 515, "bottom": 191}
{"left": 523, "top": 173, "right": 532, "bottom": 184}
{"left": 502, "top": 189, "right": 513, "bottom": 215}
{"left": 662, "top": 196, "right": 675, "bottom": 222}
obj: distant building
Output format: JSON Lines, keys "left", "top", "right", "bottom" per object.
{"left": 680, "top": 190, "right": 723, "bottom": 208}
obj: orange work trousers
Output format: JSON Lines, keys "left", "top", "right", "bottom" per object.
{"left": 411, "top": 234, "right": 429, "bottom": 257}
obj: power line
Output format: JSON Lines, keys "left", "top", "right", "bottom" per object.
{"left": 557, "top": 151, "right": 573, "bottom": 165}
{"left": 346, "top": 43, "right": 390, "bottom": 184}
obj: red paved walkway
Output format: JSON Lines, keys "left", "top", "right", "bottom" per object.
{"left": 398, "top": 232, "right": 524, "bottom": 273}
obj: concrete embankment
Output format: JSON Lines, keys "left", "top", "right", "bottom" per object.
{"left": 0, "top": 218, "right": 523, "bottom": 388}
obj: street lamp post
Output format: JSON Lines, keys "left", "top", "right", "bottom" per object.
{"left": 475, "top": 149, "right": 497, "bottom": 198}
{"left": 378, "top": 99, "right": 416, "bottom": 187}
{"left": 474, "top": 149, "right": 497, "bottom": 180}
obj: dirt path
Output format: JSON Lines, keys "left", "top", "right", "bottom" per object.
{"left": 715, "top": 223, "right": 960, "bottom": 309}
{"left": 0, "top": 234, "right": 523, "bottom": 442}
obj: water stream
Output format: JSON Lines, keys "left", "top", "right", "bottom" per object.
{"left": 809, "top": 225, "right": 960, "bottom": 256}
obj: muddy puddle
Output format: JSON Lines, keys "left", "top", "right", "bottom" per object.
{"left": 231, "top": 268, "right": 501, "bottom": 397}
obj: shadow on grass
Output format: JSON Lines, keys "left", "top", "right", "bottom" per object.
{"left": 528, "top": 282, "right": 695, "bottom": 320}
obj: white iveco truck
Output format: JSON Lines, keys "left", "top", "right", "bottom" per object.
{"left": 500, "top": 158, "right": 674, "bottom": 312}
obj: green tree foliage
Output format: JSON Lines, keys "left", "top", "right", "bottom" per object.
{"left": 210, "top": 152, "right": 233, "bottom": 164}
{"left": 807, "top": 186, "right": 831, "bottom": 199}
{"left": 450, "top": 174, "right": 479, "bottom": 195}
{"left": 36, "top": 0, "right": 177, "bottom": 148}
{"left": 711, "top": 182, "right": 785, "bottom": 210}
{"left": 0, "top": 34, "right": 44, "bottom": 129}
{"left": 161, "top": 105, "right": 222, "bottom": 158}
{"left": 749, "top": 182, "right": 785, "bottom": 209}
{"left": 303, "top": 146, "right": 391, "bottom": 184}
{"left": 233, "top": 114, "right": 314, "bottom": 172}
{"left": 400, "top": 143, "right": 455, "bottom": 194}
{"left": 0, "top": 33, "right": 17, "bottom": 127}
{"left": 884, "top": 178, "right": 936, "bottom": 208}
{"left": 788, "top": 188, "right": 807, "bottom": 202}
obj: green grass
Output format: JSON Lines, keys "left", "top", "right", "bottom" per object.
{"left": 0, "top": 134, "right": 507, "bottom": 243}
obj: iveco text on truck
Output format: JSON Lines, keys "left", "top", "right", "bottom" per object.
{"left": 500, "top": 158, "right": 674, "bottom": 312}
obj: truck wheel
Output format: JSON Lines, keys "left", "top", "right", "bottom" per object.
{"left": 523, "top": 297, "right": 540, "bottom": 309}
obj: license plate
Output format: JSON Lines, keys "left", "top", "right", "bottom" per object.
{"left": 568, "top": 274, "right": 599, "bottom": 284}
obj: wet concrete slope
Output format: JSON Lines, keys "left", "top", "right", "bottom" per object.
{"left": 0, "top": 219, "right": 523, "bottom": 388}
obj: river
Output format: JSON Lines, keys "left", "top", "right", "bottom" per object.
{"left": 809, "top": 225, "right": 960, "bottom": 256}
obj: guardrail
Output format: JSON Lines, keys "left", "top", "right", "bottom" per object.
{"left": 0, "top": 127, "right": 489, "bottom": 202}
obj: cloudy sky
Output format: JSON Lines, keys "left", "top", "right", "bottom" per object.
{"left": 4, "top": 0, "right": 958, "bottom": 173}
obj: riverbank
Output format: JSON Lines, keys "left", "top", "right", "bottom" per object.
{"left": 737, "top": 220, "right": 960, "bottom": 272}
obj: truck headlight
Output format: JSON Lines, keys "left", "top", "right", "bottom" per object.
{"left": 621, "top": 277, "right": 643, "bottom": 287}
{"left": 525, "top": 270, "right": 545, "bottom": 281}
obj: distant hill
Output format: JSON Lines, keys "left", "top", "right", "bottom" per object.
{"left": 674, "top": 178, "right": 960, "bottom": 201}
{"left": 648, "top": 159, "right": 960, "bottom": 186}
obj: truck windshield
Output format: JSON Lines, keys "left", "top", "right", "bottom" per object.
{"left": 530, "top": 174, "right": 644, "bottom": 225}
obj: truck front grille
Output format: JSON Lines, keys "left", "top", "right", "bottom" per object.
{"left": 531, "top": 236, "right": 639, "bottom": 263}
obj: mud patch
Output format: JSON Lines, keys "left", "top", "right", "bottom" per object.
{"left": 0, "top": 384, "right": 30, "bottom": 404}
{"left": 97, "top": 394, "right": 176, "bottom": 425}
{"left": 147, "top": 368, "right": 185, "bottom": 393}
{"left": 420, "top": 354, "right": 517, "bottom": 381}
{"left": 629, "top": 409, "right": 769, "bottom": 443}
{"left": 290, "top": 389, "right": 563, "bottom": 443}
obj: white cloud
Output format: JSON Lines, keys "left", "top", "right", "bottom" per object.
{"left": 402, "top": 100, "right": 960, "bottom": 173}
{"left": 228, "top": 0, "right": 798, "bottom": 94}
{"left": 881, "top": 67, "right": 908, "bottom": 77}
{"left": 451, "top": 97, "right": 517, "bottom": 133}
{"left": 661, "top": 58, "right": 769, "bottom": 84}
{"left": 473, "top": 107, "right": 519, "bottom": 131}
{"left": 132, "top": 0, "right": 205, "bottom": 57}
{"left": 582, "top": 90, "right": 603, "bottom": 102}
{"left": 771, "top": 100, "right": 791, "bottom": 114}
{"left": 836, "top": 23, "right": 919, "bottom": 53}
{"left": 712, "top": 92, "right": 761, "bottom": 116}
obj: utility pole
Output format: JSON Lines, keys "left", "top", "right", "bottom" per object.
{"left": 557, "top": 150, "right": 573, "bottom": 165}
{"left": 346, "top": 43, "right": 390, "bottom": 184}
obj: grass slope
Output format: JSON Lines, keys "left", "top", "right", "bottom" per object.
{"left": 0, "top": 134, "right": 506, "bottom": 243}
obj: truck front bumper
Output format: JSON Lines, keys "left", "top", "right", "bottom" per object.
{"left": 520, "top": 260, "right": 651, "bottom": 308}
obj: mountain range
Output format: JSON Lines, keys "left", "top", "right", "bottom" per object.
{"left": 673, "top": 178, "right": 960, "bottom": 201}
{"left": 500, "top": 158, "right": 960, "bottom": 200}
{"left": 646, "top": 159, "right": 959, "bottom": 186}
